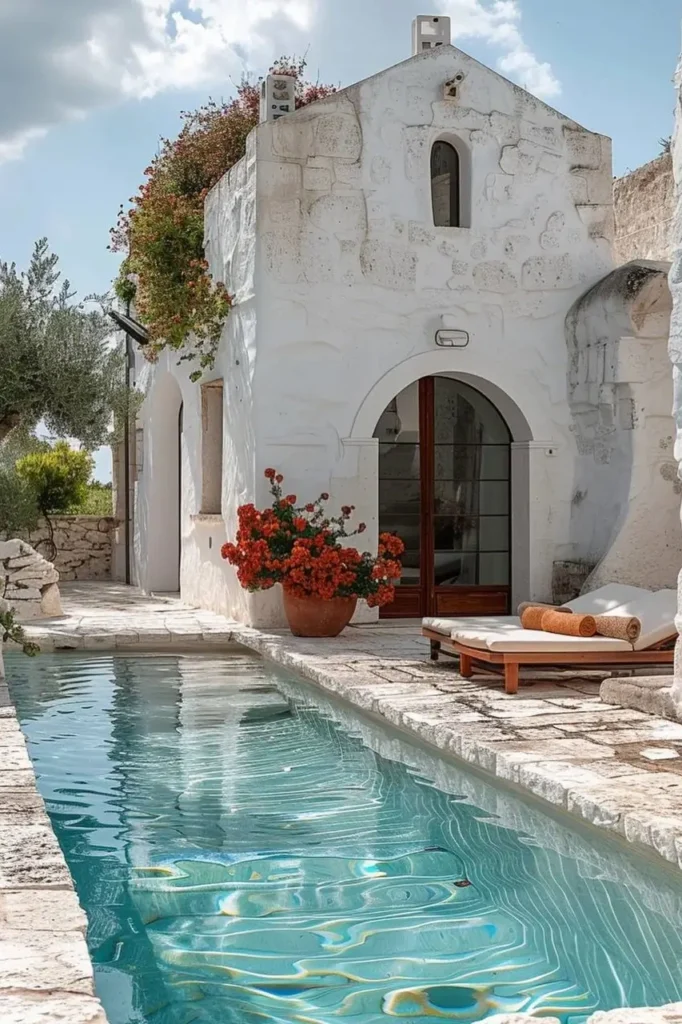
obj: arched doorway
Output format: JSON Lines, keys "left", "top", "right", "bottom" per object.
{"left": 374, "top": 376, "right": 511, "bottom": 618}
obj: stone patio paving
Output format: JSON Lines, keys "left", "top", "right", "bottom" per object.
{"left": 3, "top": 581, "right": 682, "bottom": 1023}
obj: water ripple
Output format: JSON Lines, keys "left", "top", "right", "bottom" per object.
{"left": 6, "top": 652, "right": 682, "bottom": 1024}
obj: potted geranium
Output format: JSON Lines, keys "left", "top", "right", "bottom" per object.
{"left": 221, "top": 469, "right": 405, "bottom": 637}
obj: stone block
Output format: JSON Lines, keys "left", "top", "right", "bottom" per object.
{"left": 0, "top": 993, "right": 108, "bottom": 1024}
{"left": 0, "top": 788, "right": 45, "bottom": 823}
{"left": 563, "top": 127, "right": 602, "bottom": 169}
{"left": 522, "top": 254, "right": 577, "bottom": 290}
{"left": 0, "top": 929, "right": 93, "bottom": 994}
{"left": 7, "top": 588, "right": 42, "bottom": 603}
{"left": 311, "top": 113, "right": 362, "bottom": 161}
{"left": 40, "top": 583, "right": 63, "bottom": 618}
{"left": 359, "top": 241, "right": 416, "bottom": 290}
{"left": 308, "top": 194, "right": 367, "bottom": 240}
{"left": 303, "top": 166, "right": 332, "bottom": 191}
{"left": 472, "top": 261, "right": 518, "bottom": 293}
{"left": 0, "top": 824, "right": 72, "bottom": 889}
{"left": 0, "top": 541, "right": 22, "bottom": 559}
{"left": 0, "top": 890, "right": 87, "bottom": 934}
{"left": 6, "top": 556, "right": 40, "bottom": 570}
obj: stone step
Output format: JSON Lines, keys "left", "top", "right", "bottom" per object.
{"left": 600, "top": 675, "right": 679, "bottom": 722}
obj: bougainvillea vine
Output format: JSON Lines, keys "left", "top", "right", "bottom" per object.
{"left": 111, "top": 59, "right": 336, "bottom": 380}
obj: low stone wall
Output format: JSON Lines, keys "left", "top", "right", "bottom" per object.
{"left": 4, "top": 516, "right": 116, "bottom": 582}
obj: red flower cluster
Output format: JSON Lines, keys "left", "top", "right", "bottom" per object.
{"left": 221, "top": 471, "right": 405, "bottom": 607}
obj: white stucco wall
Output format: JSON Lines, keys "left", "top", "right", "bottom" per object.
{"left": 135, "top": 45, "right": 615, "bottom": 625}
{"left": 669, "top": 52, "right": 682, "bottom": 711}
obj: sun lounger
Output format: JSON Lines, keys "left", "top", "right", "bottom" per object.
{"left": 422, "top": 586, "right": 677, "bottom": 694}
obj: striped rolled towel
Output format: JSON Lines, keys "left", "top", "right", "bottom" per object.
{"left": 518, "top": 601, "right": 572, "bottom": 618}
{"left": 594, "top": 615, "right": 641, "bottom": 643}
{"left": 541, "top": 610, "right": 597, "bottom": 637}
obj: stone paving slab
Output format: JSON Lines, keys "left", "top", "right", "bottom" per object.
{"left": 601, "top": 675, "right": 679, "bottom": 723}
{"left": 0, "top": 679, "right": 104, "bottom": 1024}
{"left": 4, "top": 582, "right": 682, "bottom": 1023}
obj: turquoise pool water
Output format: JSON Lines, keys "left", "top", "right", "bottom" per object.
{"left": 6, "top": 652, "right": 682, "bottom": 1024}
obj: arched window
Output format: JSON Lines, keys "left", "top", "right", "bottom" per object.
{"left": 431, "top": 141, "right": 460, "bottom": 227}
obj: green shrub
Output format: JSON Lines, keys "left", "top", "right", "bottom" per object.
{"left": 16, "top": 441, "right": 93, "bottom": 516}
{"left": 0, "top": 463, "right": 39, "bottom": 535}
{"left": 72, "top": 482, "right": 113, "bottom": 516}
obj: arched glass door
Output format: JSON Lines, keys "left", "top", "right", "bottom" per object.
{"left": 374, "top": 376, "right": 511, "bottom": 618}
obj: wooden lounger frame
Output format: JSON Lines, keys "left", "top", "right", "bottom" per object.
{"left": 422, "top": 627, "right": 675, "bottom": 695}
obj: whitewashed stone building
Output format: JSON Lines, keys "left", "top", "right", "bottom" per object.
{"left": 122, "top": 18, "right": 682, "bottom": 628}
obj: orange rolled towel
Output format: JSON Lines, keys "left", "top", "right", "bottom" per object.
{"left": 594, "top": 615, "right": 641, "bottom": 643}
{"left": 541, "top": 610, "right": 597, "bottom": 637}
{"left": 518, "top": 601, "right": 572, "bottom": 618}
{"left": 521, "top": 606, "right": 558, "bottom": 631}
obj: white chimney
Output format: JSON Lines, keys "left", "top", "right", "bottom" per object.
{"left": 412, "top": 15, "right": 451, "bottom": 55}
{"left": 260, "top": 74, "right": 296, "bottom": 124}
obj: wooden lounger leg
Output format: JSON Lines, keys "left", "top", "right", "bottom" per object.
{"left": 459, "top": 653, "right": 473, "bottom": 678}
{"left": 504, "top": 661, "right": 519, "bottom": 695}
{"left": 430, "top": 639, "right": 441, "bottom": 662}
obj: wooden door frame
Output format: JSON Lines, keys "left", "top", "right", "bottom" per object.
{"left": 380, "top": 375, "right": 511, "bottom": 619}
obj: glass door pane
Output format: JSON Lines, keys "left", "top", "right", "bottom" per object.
{"left": 433, "top": 378, "right": 510, "bottom": 587}
{"left": 374, "top": 381, "right": 421, "bottom": 586}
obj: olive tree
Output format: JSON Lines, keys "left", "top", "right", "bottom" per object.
{"left": 0, "top": 239, "right": 131, "bottom": 446}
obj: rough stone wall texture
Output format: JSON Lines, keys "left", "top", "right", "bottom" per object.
{"left": 551, "top": 559, "right": 595, "bottom": 605}
{"left": 614, "top": 153, "right": 674, "bottom": 264}
{"left": 670, "top": 55, "right": 682, "bottom": 715}
{"left": 2, "top": 516, "right": 115, "bottom": 582}
{"left": 565, "top": 261, "right": 680, "bottom": 591}
{"left": 137, "top": 45, "right": 615, "bottom": 625}
{"left": 0, "top": 539, "right": 62, "bottom": 620}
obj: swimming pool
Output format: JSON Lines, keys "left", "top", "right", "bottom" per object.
{"left": 6, "top": 651, "right": 682, "bottom": 1024}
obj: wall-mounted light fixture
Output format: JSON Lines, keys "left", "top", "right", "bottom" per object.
{"left": 435, "top": 329, "right": 469, "bottom": 348}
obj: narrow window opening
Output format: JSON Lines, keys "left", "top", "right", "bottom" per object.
{"left": 200, "top": 380, "right": 224, "bottom": 515}
{"left": 431, "top": 140, "right": 460, "bottom": 228}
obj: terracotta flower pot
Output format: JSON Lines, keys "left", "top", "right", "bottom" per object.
{"left": 282, "top": 590, "right": 358, "bottom": 638}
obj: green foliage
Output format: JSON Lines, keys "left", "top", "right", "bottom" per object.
{"left": 0, "top": 464, "right": 39, "bottom": 536}
{"left": 72, "top": 481, "right": 113, "bottom": 516}
{"left": 114, "top": 264, "right": 137, "bottom": 306}
{"left": 0, "top": 239, "right": 136, "bottom": 446}
{"left": 0, "top": 609, "right": 40, "bottom": 657}
{"left": 112, "top": 58, "right": 335, "bottom": 380}
{"left": 16, "top": 441, "right": 93, "bottom": 516}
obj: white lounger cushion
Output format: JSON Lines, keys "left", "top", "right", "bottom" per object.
{"left": 603, "top": 589, "right": 677, "bottom": 651}
{"left": 423, "top": 616, "right": 519, "bottom": 637}
{"left": 423, "top": 586, "right": 676, "bottom": 652}
{"left": 451, "top": 627, "right": 631, "bottom": 653}
{"left": 564, "top": 584, "right": 653, "bottom": 615}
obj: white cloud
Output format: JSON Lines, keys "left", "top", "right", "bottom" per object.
{"left": 444, "top": 0, "right": 561, "bottom": 99}
{"left": 0, "top": 0, "right": 317, "bottom": 162}
{"left": 0, "top": 0, "right": 559, "bottom": 163}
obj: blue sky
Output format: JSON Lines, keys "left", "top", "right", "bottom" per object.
{"left": 1, "top": 0, "right": 680, "bottom": 481}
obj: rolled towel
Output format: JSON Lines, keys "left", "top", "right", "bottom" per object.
{"left": 541, "top": 610, "right": 597, "bottom": 637}
{"left": 521, "top": 605, "right": 558, "bottom": 631}
{"left": 518, "top": 601, "right": 572, "bottom": 618}
{"left": 594, "top": 615, "right": 641, "bottom": 643}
